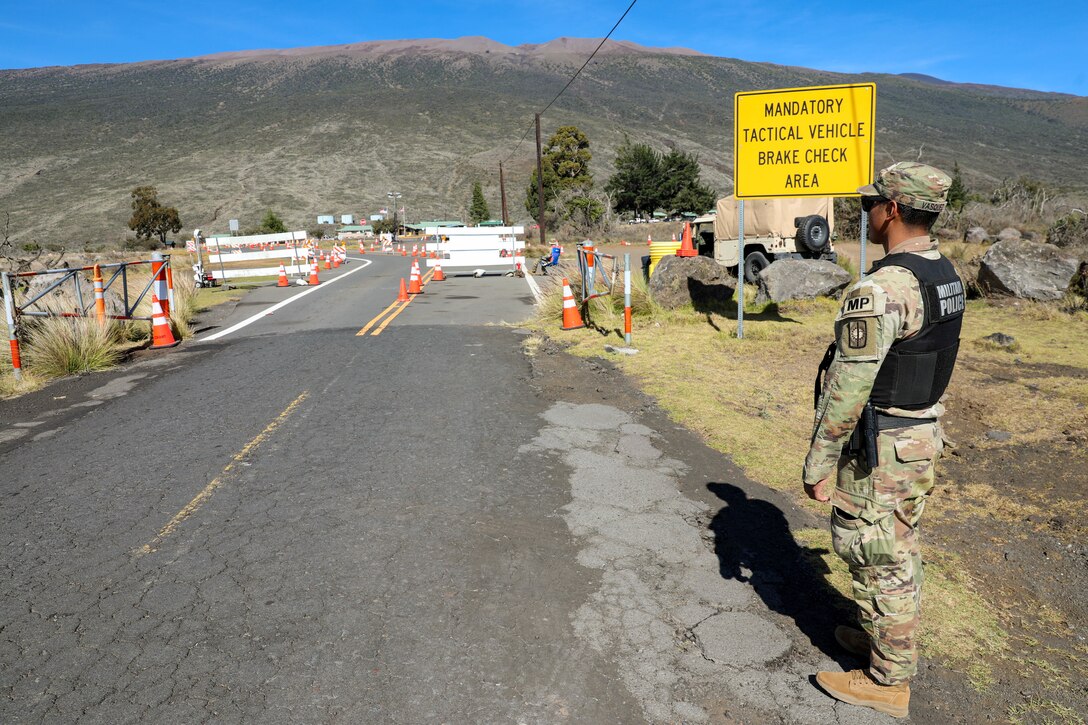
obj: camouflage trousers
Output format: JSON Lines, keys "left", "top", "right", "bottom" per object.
{"left": 830, "top": 421, "right": 942, "bottom": 685}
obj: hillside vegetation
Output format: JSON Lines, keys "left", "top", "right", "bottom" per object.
{"left": 1, "top": 37, "right": 1086, "bottom": 245}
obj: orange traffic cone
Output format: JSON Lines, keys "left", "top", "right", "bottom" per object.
{"left": 359, "top": 241, "right": 366, "bottom": 254}
{"left": 333, "top": 254, "right": 341, "bottom": 269}
{"left": 412, "top": 244, "right": 419, "bottom": 257}
{"left": 401, "top": 248, "right": 407, "bottom": 257}
{"left": 277, "top": 263, "right": 289, "bottom": 287}
{"left": 308, "top": 258, "right": 320, "bottom": 285}
{"left": 398, "top": 278, "right": 410, "bottom": 302}
{"left": 432, "top": 263, "right": 446, "bottom": 281}
{"left": 324, "top": 254, "right": 332, "bottom": 270}
{"left": 677, "top": 221, "right": 697, "bottom": 257}
{"left": 149, "top": 293, "right": 180, "bottom": 349}
{"left": 560, "top": 278, "right": 584, "bottom": 331}
{"left": 408, "top": 260, "right": 423, "bottom": 294}
{"left": 647, "top": 233, "right": 653, "bottom": 246}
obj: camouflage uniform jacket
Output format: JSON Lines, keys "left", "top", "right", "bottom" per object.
{"left": 803, "top": 236, "right": 945, "bottom": 494}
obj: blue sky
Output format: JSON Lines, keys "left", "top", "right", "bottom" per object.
{"left": 1, "top": 0, "right": 1084, "bottom": 96}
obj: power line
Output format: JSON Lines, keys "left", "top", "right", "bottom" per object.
{"left": 501, "top": 0, "right": 639, "bottom": 165}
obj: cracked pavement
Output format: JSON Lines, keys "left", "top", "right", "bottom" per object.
{"left": 2, "top": 262, "right": 914, "bottom": 722}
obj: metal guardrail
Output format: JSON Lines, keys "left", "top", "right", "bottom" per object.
{"left": 2, "top": 255, "right": 172, "bottom": 380}
{"left": 576, "top": 242, "right": 616, "bottom": 303}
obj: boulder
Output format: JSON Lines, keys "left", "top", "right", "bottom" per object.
{"left": 964, "top": 227, "right": 989, "bottom": 244}
{"left": 977, "top": 240, "right": 1080, "bottom": 300}
{"left": 648, "top": 255, "right": 736, "bottom": 309}
{"left": 755, "top": 259, "right": 852, "bottom": 304}
{"left": 997, "top": 227, "right": 1023, "bottom": 242}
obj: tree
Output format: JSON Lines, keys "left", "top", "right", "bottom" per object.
{"left": 469, "top": 181, "right": 490, "bottom": 225}
{"left": 128, "top": 186, "right": 182, "bottom": 245}
{"left": 947, "top": 162, "right": 968, "bottom": 212}
{"left": 605, "top": 142, "right": 716, "bottom": 219}
{"left": 525, "top": 125, "right": 596, "bottom": 231}
{"left": 605, "top": 138, "right": 661, "bottom": 219}
{"left": 259, "top": 210, "right": 288, "bottom": 234}
{"left": 658, "top": 149, "right": 716, "bottom": 215}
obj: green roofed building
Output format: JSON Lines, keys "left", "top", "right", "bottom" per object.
{"left": 337, "top": 224, "right": 374, "bottom": 240}
{"left": 403, "top": 220, "right": 465, "bottom": 232}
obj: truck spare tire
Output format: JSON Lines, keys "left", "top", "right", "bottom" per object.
{"left": 796, "top": 215, "right": 830, "bottom": 253}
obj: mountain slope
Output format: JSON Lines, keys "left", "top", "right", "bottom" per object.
{"left": 1, "top": 38, "right": 1085, "bottom": 244}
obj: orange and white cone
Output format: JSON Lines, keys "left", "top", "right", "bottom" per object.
{"left": 647, "top": 233, "right": 652, "bottom": 246}
{"left": 398, "top": 278, "right": 410, "bottom": 302}
{"left": 560, "top": 278, "right": 584, "bottom": 331}
{"left": 150, "top": 293, "right": 180, "bottom": 349}
{"left": 432, "top": 262, "right": 446, "bottom": 281}
{"left": 277, "top": 263, "right": 290, "bottom": 287}
{"left": 359, "top": 241, "right": 366, "bottom": 254}
{"left": 324, "top": 254, "right": 332, "bottom": 270}
{"left": 333, "top": 254, "right": 341, "bottom": 269}
{"left": 401, "top": 248, "right": 407, "bottom": 257}
{"left": 308, "top": 258, "right": 321, "bottom": 285}
{"left": 408, "top": 260, "right": 423, "bottom": 294}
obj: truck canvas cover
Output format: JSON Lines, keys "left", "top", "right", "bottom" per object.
{"left": 714, "top": 196, "right": 834, "bottom": 239}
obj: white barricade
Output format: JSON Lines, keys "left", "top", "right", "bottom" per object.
{"left": 423, "top": 226, "right": 526, "bottom": 272}
{"left": 207, "top": 247, "right": 310, "bottom": 264}
{"left": 205, "top": 230, "right": 308, "bottom": 248}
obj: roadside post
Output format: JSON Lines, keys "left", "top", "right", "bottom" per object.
{"left": 733, "top": 82, "right": 877, "bottom": 337}
{"left": 2, "top": 271, "right": 22, "bottom": 380}
{"left": 624, "top": 253, "right": 632, "bottom": 346}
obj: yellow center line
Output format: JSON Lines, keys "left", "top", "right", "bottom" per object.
{"left": 135, "top": 391, "right": 310, "bottom": 556}
{"left": 371, "top": 298, "right": 412, "bottom": 336}
{"left": 357, "top": 299, "right": 402, "bottom": 336}
{"left": 357, "top": 268, "right": 436, "bottom": 337}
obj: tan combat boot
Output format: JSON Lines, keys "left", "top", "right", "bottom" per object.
{"left": 815, "top": 669, "right": 910, "bottom": 718}
{"left": 834, "top": 625, "right": 870, "bottom": 657}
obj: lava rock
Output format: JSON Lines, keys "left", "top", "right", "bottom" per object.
{"left": 648, "top": 254, "right": 737, "bottom": 310}
{"left": 754, "top": 259, "right": 851, "bottom": 304}
{"left": 977, "top": 239, "right": 1080, "bottom": 300}
{"left": 964, "top": 227, "right": 990, "bottom": 244}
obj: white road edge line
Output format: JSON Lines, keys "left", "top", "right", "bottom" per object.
{"left": 200, "top": 259, "right": 373, "bottom": 342}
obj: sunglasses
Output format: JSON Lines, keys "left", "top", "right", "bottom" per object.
{"left": 861, "top": 196, "right": 889, "bottom": 212}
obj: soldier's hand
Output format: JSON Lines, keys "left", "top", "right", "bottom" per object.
{"left": 804, "top": 476, "right": 833, "bottom": 503}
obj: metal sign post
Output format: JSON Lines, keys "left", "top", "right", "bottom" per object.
{"left": 737, "top": 201, "right": 745, "bottom": 339}
{"left": 859, "top": 211, "right": 869, "bottom": 278}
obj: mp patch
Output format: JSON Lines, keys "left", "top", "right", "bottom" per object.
{"left": 839, "top": 284, "right": 886, "bottom": 320}
{"left": 837, "top": 316, "right": 879, "bottom": 360}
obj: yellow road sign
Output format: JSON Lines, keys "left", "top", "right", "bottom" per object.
{"left": 734, "top": 83, "right": 876, "bottom": 199}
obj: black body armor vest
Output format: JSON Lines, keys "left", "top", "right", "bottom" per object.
{"left": 867, "top": 252, "right": 964, "bottom": 410}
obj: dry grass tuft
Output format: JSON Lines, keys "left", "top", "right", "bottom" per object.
{"left": 22, "top": 316, "right": 124, "bottom": 378}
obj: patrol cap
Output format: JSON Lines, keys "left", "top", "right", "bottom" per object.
{"left": 857, "top": 162, "right": 952, "bottom": 213}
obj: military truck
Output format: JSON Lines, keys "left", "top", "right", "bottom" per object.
{"left": 690, "top": 196, "right": 837, "bottom": 283}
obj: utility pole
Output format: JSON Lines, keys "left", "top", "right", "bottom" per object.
{"left": 535, "top": 113, "right": 546, "bottom": 248}
{"left": 499, "top": 162, "right": 509, "bottom": 227}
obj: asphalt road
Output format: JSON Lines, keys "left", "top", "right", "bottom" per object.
{"left": 1, "top": 252, "right": 908, "bottom": 724}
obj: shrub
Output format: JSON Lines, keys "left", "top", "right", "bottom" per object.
{"left": 1046, "top": 212, "right": 1088, "bottom": 249}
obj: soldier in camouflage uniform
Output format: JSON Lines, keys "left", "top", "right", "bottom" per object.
{"left": 803, "top": 162, "right": 965, "bottom": 718}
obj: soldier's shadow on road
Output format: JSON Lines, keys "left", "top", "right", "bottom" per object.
{"left": 707, "top": 482, "right": 858, "bottom": 667}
